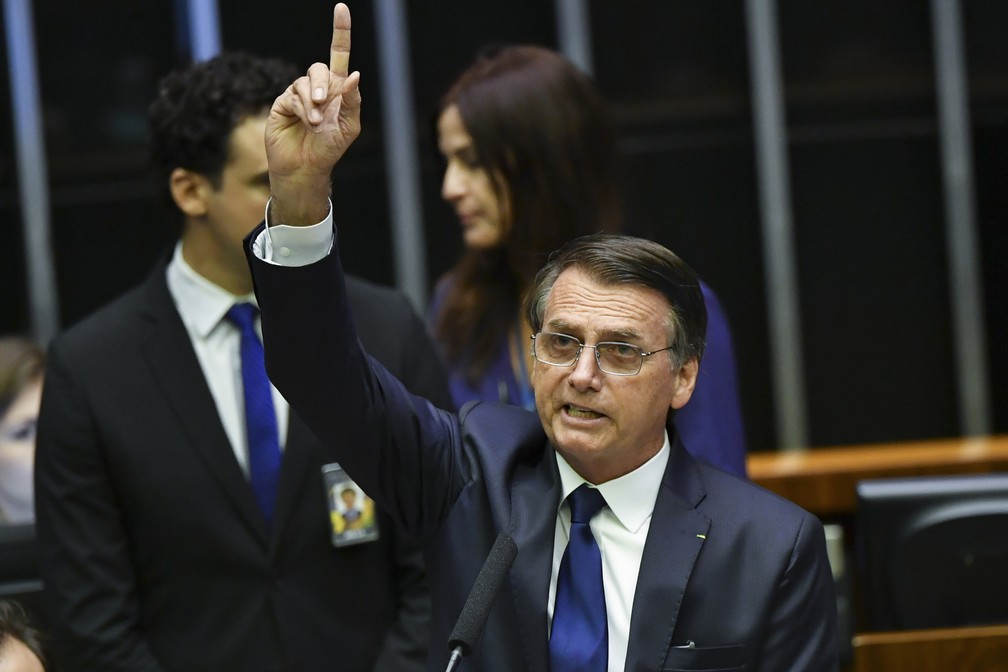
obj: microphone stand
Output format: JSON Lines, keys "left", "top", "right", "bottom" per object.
{"left": 444, "top": 645, "right": 465, "bottom": 672}
{"left": 442, "top": 533, "right": 517, "bottom": 672}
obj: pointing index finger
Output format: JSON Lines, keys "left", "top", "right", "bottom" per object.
{"left": 330, "top": 3, "right": 352, "bottom": 78}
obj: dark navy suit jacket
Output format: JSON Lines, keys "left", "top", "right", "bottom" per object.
{"left": 247, "top": 225, "right": 839, "bottom": 672}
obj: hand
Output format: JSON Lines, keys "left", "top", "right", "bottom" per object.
{"left": 265, "top": 3, "right": 361, "bottom": 225}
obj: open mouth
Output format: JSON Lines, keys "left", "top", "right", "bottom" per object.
{"left": 564, "top": 405, "right": 603, "bottom": 420}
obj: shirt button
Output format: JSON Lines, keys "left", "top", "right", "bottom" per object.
{"left": 279, "top": 246, "right": 291, "bottom": 257}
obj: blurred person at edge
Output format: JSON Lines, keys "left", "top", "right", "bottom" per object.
{"left": 0, "top": 599, "right": 46, "bottom": 672}
{"left": 429, "top": 45, "right": 748, "bottom": 476}
{"left": 0, "top": 337, "right": 44, "bottom": 524}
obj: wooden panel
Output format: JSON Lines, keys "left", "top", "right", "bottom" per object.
{"left": 747, "top": 435, "right": 1008, "bottom": 517}
{"left": 853, "top": 624, "right": 1008, "bottom": 672}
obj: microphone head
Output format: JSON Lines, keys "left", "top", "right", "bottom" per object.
{"left": 447, "top": 532, "right": 518, "bottom": 655}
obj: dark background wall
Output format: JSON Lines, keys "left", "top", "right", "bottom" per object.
{"left": 1, "top": 1, "right": 1005, "bottom": 454}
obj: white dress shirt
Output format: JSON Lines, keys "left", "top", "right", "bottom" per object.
{"left": 550, "top": 438, "right": 669, "bottom": 672}
{"left": 166, "top": 242, "right": 289, "bottom": 472}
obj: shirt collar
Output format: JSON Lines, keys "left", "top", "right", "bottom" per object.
{"left": 166, "top": 241, "right": 257, "bottom": 339}
{"left": 554, "top": 432, "right": 670, "bottom": 534}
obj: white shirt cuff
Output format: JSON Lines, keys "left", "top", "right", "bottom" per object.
{"left": 252, "top": 197, "right": 335, "bottom": 266}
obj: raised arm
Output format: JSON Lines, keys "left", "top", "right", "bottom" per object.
{"left": 265, "top": 2, "right": 361, "bottom": 225}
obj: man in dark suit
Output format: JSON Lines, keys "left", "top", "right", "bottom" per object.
{"left": 243, "top": 5, "right": 839, "bottom": 671}
{"left": 34, "top": 52, "right": 451, "bottom": 672}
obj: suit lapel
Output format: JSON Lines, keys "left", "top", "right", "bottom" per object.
{"left": 624, "top": 438, "right": 710, "bottom": 671}
{"left": 139, "top": 267, "right": 269, "bottom": 543}
{"left": 508, "top": 446, "right": 561, "bottom": 672}
{"left": 270, "top": 410, "right": 318, "bottom": 545}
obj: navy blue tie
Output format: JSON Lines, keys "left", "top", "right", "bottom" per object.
{"left": 227, "top": 303, "right": 281, "bottom": 525}
{"left": 550, "top": 484, "right": 608, "bottom": 672}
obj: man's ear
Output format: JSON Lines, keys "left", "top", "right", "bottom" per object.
{"left": 670, "top": 358, "right": 698, "bottom": 410}
{"left": 169, "top": 167, "right": 211, "bottom": 217}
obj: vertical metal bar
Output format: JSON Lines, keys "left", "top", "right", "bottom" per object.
{"left": 554, "top": 0, "right": 594, "bottom": 75}
{"left": 4, "top": 0, "right": 59, "bottom": 343}
{"left": 744, "top": 0, "right": 809, "bottom": 450}
{"left": 373, "top": 0, "right": 428, "bottom": 312}
{"left": 930, "top": 0, "right": 991, "bottom": 435}
{"left": 186, "top": 0, "right": 222, "bottom": 61}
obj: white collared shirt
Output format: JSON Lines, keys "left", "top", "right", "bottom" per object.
{"left": 166, "top": 242, "right": 289, "bottom": 472}
{"left": 551, "top": 437, "right": 670, "bottom": 672}
{"left": 251, "top": 200, "right": 333, "bottom": 265}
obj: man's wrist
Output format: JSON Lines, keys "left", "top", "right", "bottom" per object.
{"left": 265, "top": 197, "right": 332, "bottom": 230}
{"left": 256, "top": 198, "right": 334, "bottom": 266}
{"left": 269, "top": 178, "right": 333, "bottom": 226}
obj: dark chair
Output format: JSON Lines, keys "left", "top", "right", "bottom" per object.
{"left": 856, "top": 472, "right": 1008, "bottom": 631}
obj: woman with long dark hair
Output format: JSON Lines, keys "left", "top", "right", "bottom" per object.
{"left": 430, "top": 46, "right": 748, "bottom": 476}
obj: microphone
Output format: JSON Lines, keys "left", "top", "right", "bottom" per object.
{"left": 444, "top": 532, "right": 518, "bottom": 672}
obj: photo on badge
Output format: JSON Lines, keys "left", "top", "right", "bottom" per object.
{"left": 322, "top": 463, "right": 380, "bottom": 547}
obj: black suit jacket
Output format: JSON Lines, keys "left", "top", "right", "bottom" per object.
{"left": 34, "top": 258, "right": 452, "bottom": 672}
{"left": 247, "top": 225, "right": 839, "bottom": 671}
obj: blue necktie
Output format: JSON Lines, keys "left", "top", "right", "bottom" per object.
{"left": 550, "top": 484, "right": 608, "bottom": 672}
{"left": 227, "top": 303, "right": 281, "bottom": 525}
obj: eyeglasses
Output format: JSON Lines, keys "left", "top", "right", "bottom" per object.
{"left": 531, "top": 331, "right": 674, "bottom": 376}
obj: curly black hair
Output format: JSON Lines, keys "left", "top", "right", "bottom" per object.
{"left": 147, "top": 52, "right": 298, "bottom": 213}
{"left": 0, "top": 599, "right": 46, "bottom": 669}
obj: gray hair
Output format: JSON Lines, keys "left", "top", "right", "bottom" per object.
{"left": 524, "top": 233, "right": 706, "bottom": 369}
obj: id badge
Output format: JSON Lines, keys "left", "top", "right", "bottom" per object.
{"left": 322, "top": 463, "right": 380, "bottom": 547}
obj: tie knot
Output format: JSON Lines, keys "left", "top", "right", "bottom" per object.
{"left": 568, "top": 485, "right": 606, "bottom": 524}
{"left": 226, "top": 302, "right": 259, "bottom": 331}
